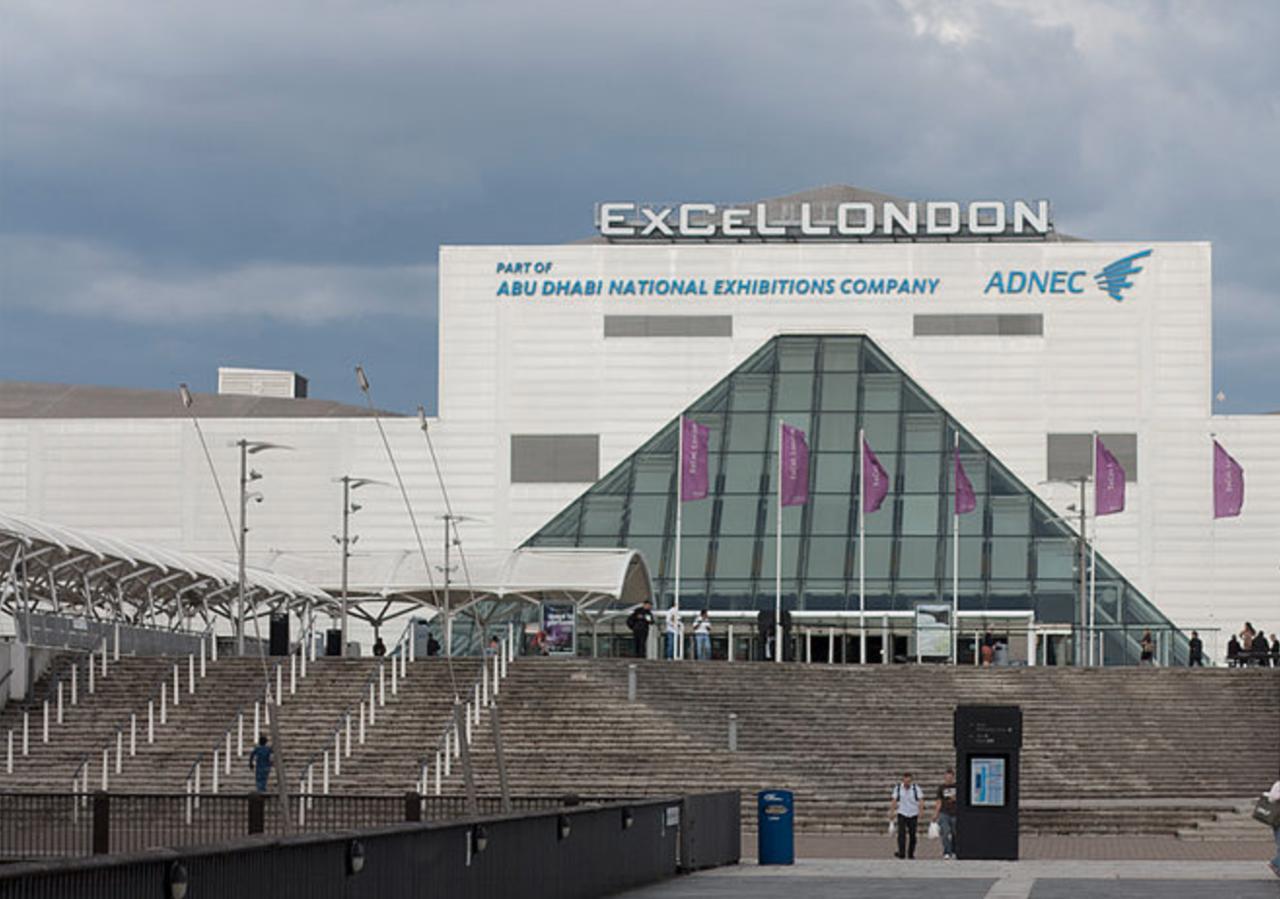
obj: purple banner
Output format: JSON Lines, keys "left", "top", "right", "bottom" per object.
{"left": 862, "top": 437, "right": 889, "bottom": 514}
{"left": 680, "top": 417, "right": 710, "bottom": 502}
{"left": 779, "top": 423, "right": 809, "bottom": 507}
{"left": 1213, "top": 440, "right": 1244, "bottom": 519}
{"left": 954, "top": 450, "right": 976, "bottom": 516}
{"left": 1095, "top": 437, "right": 1126, "bottom": 516}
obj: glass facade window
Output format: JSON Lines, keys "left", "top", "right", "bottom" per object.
{"left": 523, "top": 335, "right": 1185, "bottom": 655}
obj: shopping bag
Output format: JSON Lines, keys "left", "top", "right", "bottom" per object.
{"left": 887, "top": 819, "right": 897, "bottom": 837}
{"left": 1252, "top": 796, "right": 1280, "bottom": 828}
{"left": 927, "top": 820, "right": 940, "bottom": 840}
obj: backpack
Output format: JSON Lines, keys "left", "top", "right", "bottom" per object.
{"left": 893, "top": 784, "right": 921, "bottom": 803}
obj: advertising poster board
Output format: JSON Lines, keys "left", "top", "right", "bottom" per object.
{"left": 970, "top": 756, "right": 1007, "bottom": 807}
{"left": 541, "top": 603, "right": 577, "bottom": 655}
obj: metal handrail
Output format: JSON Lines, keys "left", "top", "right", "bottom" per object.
{"left": 411, "top": 626, "right": 515, "bottom": 795}
{"left": 182, "top": 654, "right": 287, "bottom": 791}
{"left": 70, "top": 635, "right": 205, "bottom": 791}
{"left": 293, "top": 620, "right": 415, "bottom": 793}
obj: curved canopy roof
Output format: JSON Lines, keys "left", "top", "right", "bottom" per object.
{"left": 0, "top": 510, "right": 330, "bottom": 616}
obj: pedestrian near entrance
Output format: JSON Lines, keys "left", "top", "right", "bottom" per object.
{"left": 664, "top": 605, "right": 683, "bottom": 659}
{"left": 249, "top": 735, "right": 272, "bottom": 793}
{"left": 1139, "top": 629, "right": 1155, "bottom": 666}
{"left": 890, "top": 772, "right": 922, "bottom": 859}
{"left": 1254, "top": 630, "right": 1271, "bottom": 667}
{"left": 693, "top": 610, "right": 712, "bottom": 660}
{"left": 1187, "top": 631, "right": 1204, "bottom": 667}
{"left": 1227, "top": 634, "right": 1242, "bottom": 667}
{"left": 626, "top": 600, "right": 654, "bottom": 659}
{"left": 933, "top": 767, "right": 958, "bottom": 859}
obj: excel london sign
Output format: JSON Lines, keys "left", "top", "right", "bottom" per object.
{"left": 595, "top": 199, "right": 1052, "bottom": 240}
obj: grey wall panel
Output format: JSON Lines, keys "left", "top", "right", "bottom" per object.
{"left": 511, "top": 435, "right": 600, "bottom": 483}
{"left": 604, "top": 315, "right": 733, "bottom": 338}
{"left": 913, "top": 314, "right": 1044, "bottom": 337}
{"left": 1047, "top": 433, "right": 1138, "bottom": 481}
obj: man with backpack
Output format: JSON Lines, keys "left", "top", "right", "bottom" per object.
{"left": 626, "top": 600, "right": 654, "bottom": 658}
{"left": 890, "top": 771, "right": 923, "bottom": 859}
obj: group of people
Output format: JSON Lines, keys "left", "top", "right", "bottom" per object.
{"left": 1226, "top": 622, "right": 1278, "bottom": 667}
{"left": 890, "top": 769, "right": 958, "bottom": 860}
{"left": 625, "top": 600, "right": 714, "bottom": 660}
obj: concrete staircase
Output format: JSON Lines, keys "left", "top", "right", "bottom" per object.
{"left": 430, "top": 658, "right": 1278, "bottom": 835}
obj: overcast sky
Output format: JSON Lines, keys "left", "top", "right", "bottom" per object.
{"left": 2, "top": 0, "right": 1277, "bottom": 413}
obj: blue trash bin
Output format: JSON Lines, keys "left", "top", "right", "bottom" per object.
{"left": 757, "top": 789, "right": 794, "bottom": 865}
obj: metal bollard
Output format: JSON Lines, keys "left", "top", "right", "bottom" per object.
{"left": 5, "top": 730, "right": 12, "bottom": 773}
{"left": 172, "top": 665, "right": 180, "bottom": 707}
{"left": 225, "top": 733, "right": 231, "bottom": 773}
{"left": 101, "top": 644, "right": 107, "bottom": 678}
{"left": 323, "top": 751, "right": 330, "bottom": 795}
{"left": 345, "top": 712, "right": 352, "bottom": 757}
{"left": 22, "top": 712, "right": 29, "bottom": 756}
{"left": 88, "top": 658, "right": 95, "bottom": 695}
{"left": 71, "top": 666, "right": 78, "bottom": 705}
{"left": 160, "top": 684, "right": 168, "bottom": 725}
{"left": 379, "top": 665, "right": 386, "bottom": 707}
{"left": 188, "top": 655, "right": 195, "bottom": 694}
{"left": 212, "top": 750, "right": 219, "bottom": 794}
{"left": 238, "top": 713, "right": 244, "bottom": 755}
{"left": 200, "top": 640, "right": 207, "bottom": 678}
{"left": 359, "top": 702, "right": 366, "bottom": 744}
{"left": 392, "top": 658, "right": 399, "bottom": 696}
{"left": 276, "top": 666, "right": 283, "bottom": 705}
{"left": 334, "top": 732, "right": 341, "bottom": 776}
{"left": 130, "top": 715, "right": 136, "bottom": 757}
{"left": 115, "top": 731, "right": 122, "bottom": 773}
{"left": 253, "top": 702, "right": 260, "bottom": 742}
{"left": 148, "top": 701, "right": 155, "bottom": 743}
{"left": 211, "top": 634, "right": 218, "bottom": 663}
{"left": 728, "top": 713, "right": 738, "bottom": 752}
{"left": 42, "top": 701, "right": 49, "bottom": 743}
{"left": 57, "top": 683, "right": 64, "bottom": 724}
{"left": 290, "top": 654, "right": 297, "bottom": 695}
{"left": 627, "top": 664, "right": 637, "bottom": 702}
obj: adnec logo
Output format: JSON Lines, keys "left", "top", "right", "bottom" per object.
{"left": 983, "top": 248, "right": 1153, "bottom": 301}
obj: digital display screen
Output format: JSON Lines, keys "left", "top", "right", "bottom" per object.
{"left": 970, "top": 756, "right": 1007, "bottom": 807}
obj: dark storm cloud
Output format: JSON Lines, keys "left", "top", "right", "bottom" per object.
{"left": 1, "top": 0, "right": 1277, "bottom": 411}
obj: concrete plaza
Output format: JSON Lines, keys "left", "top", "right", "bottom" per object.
{"left": 617, "top": 858, "right": 1280, "bottom": 898}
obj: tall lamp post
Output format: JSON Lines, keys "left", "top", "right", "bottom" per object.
{"left": 233, "top": 439, "right": 290, "bottom": 656}
{"left": 333, "top": 476, "right": 384, "bottom": 656}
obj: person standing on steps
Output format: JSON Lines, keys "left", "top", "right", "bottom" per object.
{"left": 933, "top": 767, "right": 958, "bottom": 859}
{"left": 1139, "top": 629, "right": 1155, "bottom": 666}
{"left": 890, "top": 771, "right": 922, "bottom": 859}
{"left": 693, "top": 609, "right": 712, "bottom": 660}
{"left": 1254, "top": 629, "right": 1271, "bottom": 667}
{"left": 372, "top": 636, "right": 386, "bottom": 657}
{"left": 626, "top": 600, "right": 654, "bottom": 659}
{"left": 664, "top": 604, "right": 683, "bottom": 660}
{"left": 1187, "top": 631, "right": 1204, "bottom": 667}
{"left": 249, "top": 735, "right": 272, "bottom": 793}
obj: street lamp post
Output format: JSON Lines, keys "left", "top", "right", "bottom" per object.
{"left": 234, "top": 439, "right": 290, "bottom": 656}
{"left": 334, "top": 476, "right": 383, "bottom": 657}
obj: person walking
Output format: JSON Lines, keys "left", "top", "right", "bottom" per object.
{"left": 693, "top": 610, "right": 712, "bottom": 661}
{"left": 1187, "top": 631, "right": 1204, "bottom": 667}
{"left": 933, "top": 767, "right": 959, "bottom": 859}
{"left": 249, "top": 735, "right": 272, "bottom": 793}
{"left": 1139, "top": 629, "right": 1155, "bottom": 666}
{"left": 664, "top": 605, "right": 683, "bottom": 659}
{"left": 626, "top": 600, "right": 654, "bottom": 659}
{"left": 1268, "top": 778, "right": 1280, "bottom": 878}
{"left": 890, "top": 772, "right": 923, "bottom": 859}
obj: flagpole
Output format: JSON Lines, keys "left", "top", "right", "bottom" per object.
{"left": 1089, "top": 431, "right": 1098, "bottom": 666}
{"left": 858, "top": 427, "right": 866, "bottom": 666}
{"left": 952, "top": 429, "right": 960, "bottom": 667}
{"left": 674, "top": 415, "right": 683, "bottom": 661}
{"left": 775, "top": 419, "right": 783, "bottom": 664}
{"left": 1209, "top": 433, "right": 1217, "bottom": 662}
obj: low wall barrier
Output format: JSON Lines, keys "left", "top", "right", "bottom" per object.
{"left": 0, "top": 796, "right": 714, "bottom": 899}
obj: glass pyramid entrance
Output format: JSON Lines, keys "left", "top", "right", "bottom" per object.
{"left": 525, "top": 334, "right": 1187, "bottom": 665}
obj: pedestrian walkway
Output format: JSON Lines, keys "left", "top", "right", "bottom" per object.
{"left": 615, "top": 859, "right": 1279, "bottom": 899}
{"left": 759, "top": 832, "right": 1276, "bottom": 861}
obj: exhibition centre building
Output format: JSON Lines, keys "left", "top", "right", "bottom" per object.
{"left": 2, "top": 186, "right": 1277, "bottom": 665}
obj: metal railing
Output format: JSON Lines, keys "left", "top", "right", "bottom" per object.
{"left": 68, "top": 632, "right": 218, "bottom": 795}
{"left": 4, "top": 637, "right": 109, "bottom": 778}
{"left": 291, "top": 624, "right": 413, "bottom": 809}
{"left": 0, "top": 790, "right": 620, "bottom": 860}
{"left": 17, "top": 612, "right": 206, "bottom": 658}
{"left": 413, "top": 623, "right": 516, "bottom": 798}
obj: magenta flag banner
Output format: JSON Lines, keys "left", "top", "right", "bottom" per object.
{"left": 1095, "top": 437, "right": 1126, "bottom": 516}
{"left": 680, "top": 417, "right": 711, "bottom": 502}
{"left": 862, "top": 437, "right": 889, "bottom": 514}
{"left": 954, "top": 451, "right": 977, "bottom": 515}
{"left": 779, "top": 423, "right": 809, "bottom": 507}
{"left": 1213, "top": 440, "right": 1244, "bottom": 519}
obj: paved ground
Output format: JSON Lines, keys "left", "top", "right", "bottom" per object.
{"left": 744, "top": 832, "right": 1278, "bottom": 861}
{"left": 614, "top": 859, "right": 1280, "bottom": 898}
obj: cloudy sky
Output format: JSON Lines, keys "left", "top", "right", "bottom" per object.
{"left": 2, "top": 0, "right": 1277, "bottom": 413}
